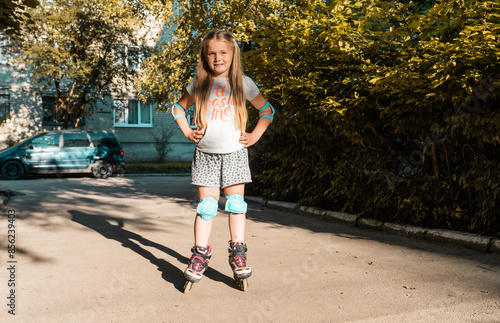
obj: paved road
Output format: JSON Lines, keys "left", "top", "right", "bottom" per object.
{"left": 1, "top": 176, "right": 499, "bottom": 322}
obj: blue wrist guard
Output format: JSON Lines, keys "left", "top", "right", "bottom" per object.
{"left": 172, "top": 103, "right": 196, "bottom": 129}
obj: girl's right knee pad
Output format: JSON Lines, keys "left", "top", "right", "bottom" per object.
{"left": 197, "top": 196, "right": 218, "bottom": 221}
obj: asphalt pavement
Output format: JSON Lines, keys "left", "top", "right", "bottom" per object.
{"left": 1, "top": 175, "right": 500, "bottom": 322}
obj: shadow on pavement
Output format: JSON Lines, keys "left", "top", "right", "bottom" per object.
{"left": 245, "top": 203, "right": 500, "bottom": 272}
{"left": 69, "top": 210, "right": 236, "bottom": 292}
{"left": 8, "top": 176, "right": 498, "bottom": 284}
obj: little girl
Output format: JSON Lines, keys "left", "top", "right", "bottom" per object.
{"left": 172, "top": 30, "right": 274, "bottom": 292}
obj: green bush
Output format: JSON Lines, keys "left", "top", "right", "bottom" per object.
{"left": 140, "top": 0, "right": 499, "bottom": 236}
{"left": 246, "top": 0, "right": 499, "bottom": 236}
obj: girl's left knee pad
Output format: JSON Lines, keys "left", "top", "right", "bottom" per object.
{"left": 225, "top": 194, "right": 247, "bottom": 214}
{"left": 197, "top": 196, "right": 218, "bottom": 221}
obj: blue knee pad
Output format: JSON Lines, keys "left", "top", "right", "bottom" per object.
{"left": 225, "top": 194, "right": 247, "bottom": 214}
{"left": 197, "top": 197, "right": 218, "bottom": 221}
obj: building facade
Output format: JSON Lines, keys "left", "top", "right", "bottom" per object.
{"left": 0, "top": 41, "right": 194, "bottom": 164}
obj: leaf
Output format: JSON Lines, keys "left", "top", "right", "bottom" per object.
{"left": 407, "top": 20, "right": 421, "bottom": 30}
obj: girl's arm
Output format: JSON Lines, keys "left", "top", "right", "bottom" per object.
{"left": 175, "top": 92, "right": 205, "bottom": 143}
{"left": 240, "top": 93, "right": 273, "bottom": 148}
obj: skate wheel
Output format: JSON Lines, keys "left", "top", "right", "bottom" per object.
{"left": 183, "top": 280, "right": 193, "bottom": 293}
{"left": 240, "top": 278, "right": 248, "bottom": 292}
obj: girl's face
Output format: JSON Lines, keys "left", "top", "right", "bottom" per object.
{"left": 205, "top": 39, "right": 233, "bottom": 78}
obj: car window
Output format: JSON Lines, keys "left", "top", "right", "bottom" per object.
{"left": 88, "top": 132, "right": 120, "bottom": 147}
{"left": 30, "top": 133, "right": 59, "bottom": 148}
{"left": 63, "top": 133, "right": 90, "bottom": 148}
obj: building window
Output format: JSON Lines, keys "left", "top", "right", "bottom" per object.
{"left": 42, "top": 96, "right": 58, "bottom": 123}
{"left": 42, "top": 96, "right": 83, "bottom": 126}
{"left": 0, "top": 93, "right": 10, "bottom": 123}
{"left": 114, "top": 45, "right": 149, "bottom": 71}
{"left": 0, "top": 36, "right": 12, "bottom": 65}
{"left": 113, "top": 99, "right": 152, "bottom": 127}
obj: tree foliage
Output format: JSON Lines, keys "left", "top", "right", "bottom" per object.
{"left": 13, "top": 0, "right": 169, "bottom": 128}
{"left": 140, "top": 0, "right": 500, "bottom": 236}
{"left": 0, "top": 0, "right": 39, "bottom": 35}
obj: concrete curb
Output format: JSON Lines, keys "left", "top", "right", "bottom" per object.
{"left": 358, "top": 218, "right": 384, "bottom": 230}
{"left": 114, "top": 173, "right": 191, "bottom": 177}
{"left": 324, "top": 210, "right": 358, "bottom": 226}
{"left": 0, "top": 189, "right": 11, "bottom": 207}
{"left": 426, "top": 229, "right": 492, "bottom": 252}
{"left": 246, "top": 196, "right": 499, "bottom": 254}
{"left": 0, "top": 196, "right": 8, "bottom": 207}
{"left": 382, "top": 223, "right": 427, "bottom": 239}
{"left": 492, "top": 239, "right": 500, "bottom": 253}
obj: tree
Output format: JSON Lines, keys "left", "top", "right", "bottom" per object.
{"left": 139, "top": 0, "right": 500, "bottom": 235}
{"left": 137, "top": 0, "right": 287, "bottom": 108}
{"left": 150, "top": 123, "right": 174, "bottom": 163}
{"left": 13, "top": 0, "right": 169, "bottom": 128}
{"left": 0, "top": 0, "right": 39, "bottom": 35}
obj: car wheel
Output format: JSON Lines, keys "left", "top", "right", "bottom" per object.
{"left": 92, "top": 160, "right": 113, "bottom": 179}
{"left": 1, "top": 161, "right": 25, "bottom": 180}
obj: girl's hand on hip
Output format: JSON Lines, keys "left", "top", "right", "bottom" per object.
{"left": 239, "top": 132, "right": 260, "bottom": 148}
{"left": 188, "top": 128, "right": 205, "bottom": 143}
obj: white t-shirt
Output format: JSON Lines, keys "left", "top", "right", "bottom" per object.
{"left": 186, "top": 76, "right": 260, "bottom": 154}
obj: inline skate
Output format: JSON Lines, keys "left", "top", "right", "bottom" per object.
{"left": 228, "top": 241, "right": 252, "bottom": 291}
{"left": 183, "top": 245, "right": 212, "bottom": 293}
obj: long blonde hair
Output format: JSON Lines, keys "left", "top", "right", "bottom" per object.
{"left": 191, "top": 30, "right": 247, "bottom": 132}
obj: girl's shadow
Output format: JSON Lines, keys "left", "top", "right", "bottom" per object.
{"left": 69, "top": 210, "right": 236, "bottom": 292}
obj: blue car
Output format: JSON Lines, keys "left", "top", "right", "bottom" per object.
{"left": 0, "top": 131, "right": 125, "bottom": 179}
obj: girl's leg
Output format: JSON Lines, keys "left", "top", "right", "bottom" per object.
{"left": 194, "top": 186, "right": 220, "bottom": 247}
{"left": 224, "top": 183, "right": 252, "bottom": 288}
{"left": 184, "top": 186, "right": 219, "bottom": 288}
{"left": 223, "top": 183, "right": 246, "bottom": 243}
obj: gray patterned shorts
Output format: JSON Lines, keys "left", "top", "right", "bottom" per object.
{"left": 191, "top": 148, "right": 252, "bottom": 188}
